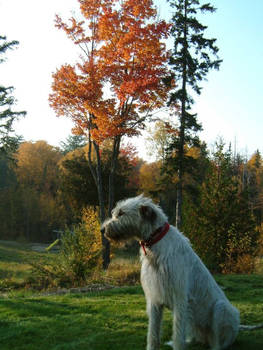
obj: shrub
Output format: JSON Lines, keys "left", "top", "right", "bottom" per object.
{"left": 28, "top": 207, "right": 102, "bottom": 289}
{"left": 220, "top": 227, "right": 257, "bottom": 274}
{"left": 257, "top": 224, "right": 263, "bottom": 256}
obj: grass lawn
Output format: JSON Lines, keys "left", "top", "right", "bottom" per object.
{"left": 0, "top": 240, "right": 49, "bottom": 291}
{"left": 0, "top": 241, "right": 262, "bottom": 349}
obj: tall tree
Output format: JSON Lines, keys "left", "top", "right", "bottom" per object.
{"left": 60, "top": 134, "right": 87, "bottom": 154}
{"left": 246, "top": 150, "right": 263, "bottom": 224}
{"left": 59, "top": 143, "right": 139, "bottom": 216}
{"left": 0, "top": 141, "right": 67, "bottom": 242}
{"left": 184, "top": 140, "right": 258, "bottom": 273}
{"left": 49, "top": 0, "right": 170, "bottom": 268}
{"left": 15, "top": 141, "right": 65, "bottom": 242}
{"left": 0, "top": 36, "right": 26, "bottom": 154}
{"left": 15, "top": 141, "right": 62, "bottom": 195}
{"left": 166, "top": 0, "right": 222, "bottom": 228}
{"left": 146, "top": 119, "right": 176, "bottom": 164}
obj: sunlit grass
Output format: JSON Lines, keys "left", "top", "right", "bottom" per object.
{"left": 102, "top": 255, "right": 141, "bottom": 286}
{"left": 0, "top": 279, "right": 262, "bottom": 350}
{"left": 0, "top": 240, "right": 262, "bottom": 349}
{"left": 0, "top": 240, "right": 50, "bottom": 291}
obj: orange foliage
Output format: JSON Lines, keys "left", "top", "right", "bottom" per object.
{"left": 119, "top": 143, "right": 138, "bottom": 167}
{"left": 15, "top": 141, "right": 62, "bottom": 194}
{"left": 119, "top": 143, "right": 141, "bottom": 189}
{"left": 49, "top": 0, "right": 171, "bottom": 143}
{"left": 139, "top": 161, "right": 162, "bottom": 195}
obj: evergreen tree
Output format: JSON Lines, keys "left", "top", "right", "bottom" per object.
{"left": 166, "top": 0, "right": 222, "bottom": 228}
{"left": 59, "top": 134, "right": 87, "bottom": 155}
{"left": 184, "top": 140, "right": 258, "bottom": 272}
{"left": 246, "top": 150, "right": 263, "bottom": 225}
{"left": 0, "top": 36, "right": 26, "bottom": 154}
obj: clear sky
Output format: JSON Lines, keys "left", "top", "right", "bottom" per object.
{"left": 0, "top": 0, "right": 263, "bottom": 159}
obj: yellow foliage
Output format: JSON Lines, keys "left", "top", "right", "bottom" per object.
{"left": 15, "top": 141, "right": 62, "bottom": 193}
{"left": 256, "top": 224, "right": 263, "bottom": 256}
{"left": 81, "top": 207, "right": 102, "bottom": 270}
{"left": 29, "top": 207, "right": 103, "bottom": 289}
{"left": 139, "top": 162, "right": 161, "bottom": 195}
{"left": 220, "top": 232, "right": 256, "bottom": 274}
{"left": 186, "top": 146, "right": 201, "bottom": 159}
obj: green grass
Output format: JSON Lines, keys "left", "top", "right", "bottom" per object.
{"left": 0, "top": 240, "right": 50, "bottom": 291}
{"left": 0, "top": 287, "right": 146, "bottom": 350}
{"left": 0, "top": 279, "right": 263, "bottom": 350}
{"left": 0, "top": 240, "right": 262, "bottom": 349}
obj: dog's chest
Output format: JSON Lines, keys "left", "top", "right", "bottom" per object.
{"left": 141, "top": 257, "right": 173, "bottom": 307}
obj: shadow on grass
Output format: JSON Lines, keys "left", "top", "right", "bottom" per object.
{"left": 0, "top": 287, "right": 147, "bottom": 350}
{"left": 0, "top": 279, "right": 262, "bottom": 350}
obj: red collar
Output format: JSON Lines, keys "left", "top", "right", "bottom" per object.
{"left": 140, "top": 222, "right": 170, "bottom": 255}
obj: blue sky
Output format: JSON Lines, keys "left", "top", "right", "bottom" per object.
{"left": 192, "top": 0, "right": 263, "bottom": 156}
{"left": 0, "top": 0, "right": 263, "bottom": 159}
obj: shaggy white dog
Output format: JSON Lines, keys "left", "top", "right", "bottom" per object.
{"left": 101, "top": 195, "right": 244, "bottom": 350}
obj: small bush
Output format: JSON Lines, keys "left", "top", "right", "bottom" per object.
{"left": 28, "top": 207, "right": 102, "bottom": 289}
{"left": 220, "top": 228, "right": 258, "bottom": 274}
{"left": 0, "top": 276, "right": 22, "bottom": 292}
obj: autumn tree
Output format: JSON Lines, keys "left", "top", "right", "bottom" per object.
{"left": 139, "top": 161, "right": 162, "bottom": 196}
{"left": 146, "top": 119, "right": 176, "bottom": 163}
{"left": 59, "top": 143, "right": 139, "bottom": 217}
{"left": 49, "top": 0, "right": 170, "bottom": 268}
{"left": 16, "top": 141, "right": 62, "bottom": 195}
{"left": 166, "top": 0, "right": 222, "bottom": 228}
{"left": 14, "top": 141, "right": 65, "bottom": 241}
{"left": 0, "top": 141, "right": 67, "bottom": 242}
{"left": 0, "top": 36, "right": 26, "bottom": 154}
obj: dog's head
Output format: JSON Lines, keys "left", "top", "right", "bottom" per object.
{"left": 101, "top": 195, "right": 166, "bottom": 242}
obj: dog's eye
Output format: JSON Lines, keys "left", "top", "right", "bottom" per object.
{"left": 118, "top": 210, "right": 124, "bottom": 217}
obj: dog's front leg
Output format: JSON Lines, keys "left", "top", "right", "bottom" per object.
{"left": 172, "top": 298, "right": 187, "bottom": 350}
{"left": 147, "top": 302, "right": 163, "bottom": 350}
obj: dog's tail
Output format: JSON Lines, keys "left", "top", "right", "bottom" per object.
{"left": 239, "top": 323, "right": 263, "bottom": 331}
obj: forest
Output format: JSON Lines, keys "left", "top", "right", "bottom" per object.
{"left": 1, "top": 0, "right": 263, "bottom": 276}
{"left": 1, "top": 134, "right": 263, "bottom": 274}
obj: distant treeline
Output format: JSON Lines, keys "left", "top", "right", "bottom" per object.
{"left": 0, "top": 136, "right": 262, "bottom": 273}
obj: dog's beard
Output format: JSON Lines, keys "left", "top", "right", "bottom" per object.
{"left": 104, "top": 220, "right": 139, "bottom": 242}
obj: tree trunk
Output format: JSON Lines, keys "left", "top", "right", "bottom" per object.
{"left": 176, "top": 0, "right": 188, "bottom": 230}
{"left": 176, "top": 112, "right": 185, "bottom": 230}
{"left": 108, "top": 135, "right": 121, "bottom": 217}
{"left": 87, "top": 136, "right": 110, "bottom": 270}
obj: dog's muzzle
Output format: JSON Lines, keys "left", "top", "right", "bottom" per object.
{"left": 101, "top": 220, "right": 125, "bottom": 241}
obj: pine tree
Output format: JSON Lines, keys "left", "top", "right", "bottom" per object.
{"left": 60, "top": 134, "right": 87, "bottom": 154}
{"left": 0, "top": 36, "right": 26, "bottom": 154}
{"left": 184, "top": 140, "right": 258, "bottom": 272}
{"left": 166, "top": 0, "right": 222, "bottom": 228}
{"left": 246, "top": 150, "right": 263, "bottom": 225}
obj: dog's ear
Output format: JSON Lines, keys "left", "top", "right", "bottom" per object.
{"left": 140, "top": 205, "right": 156, "bottom": 222}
